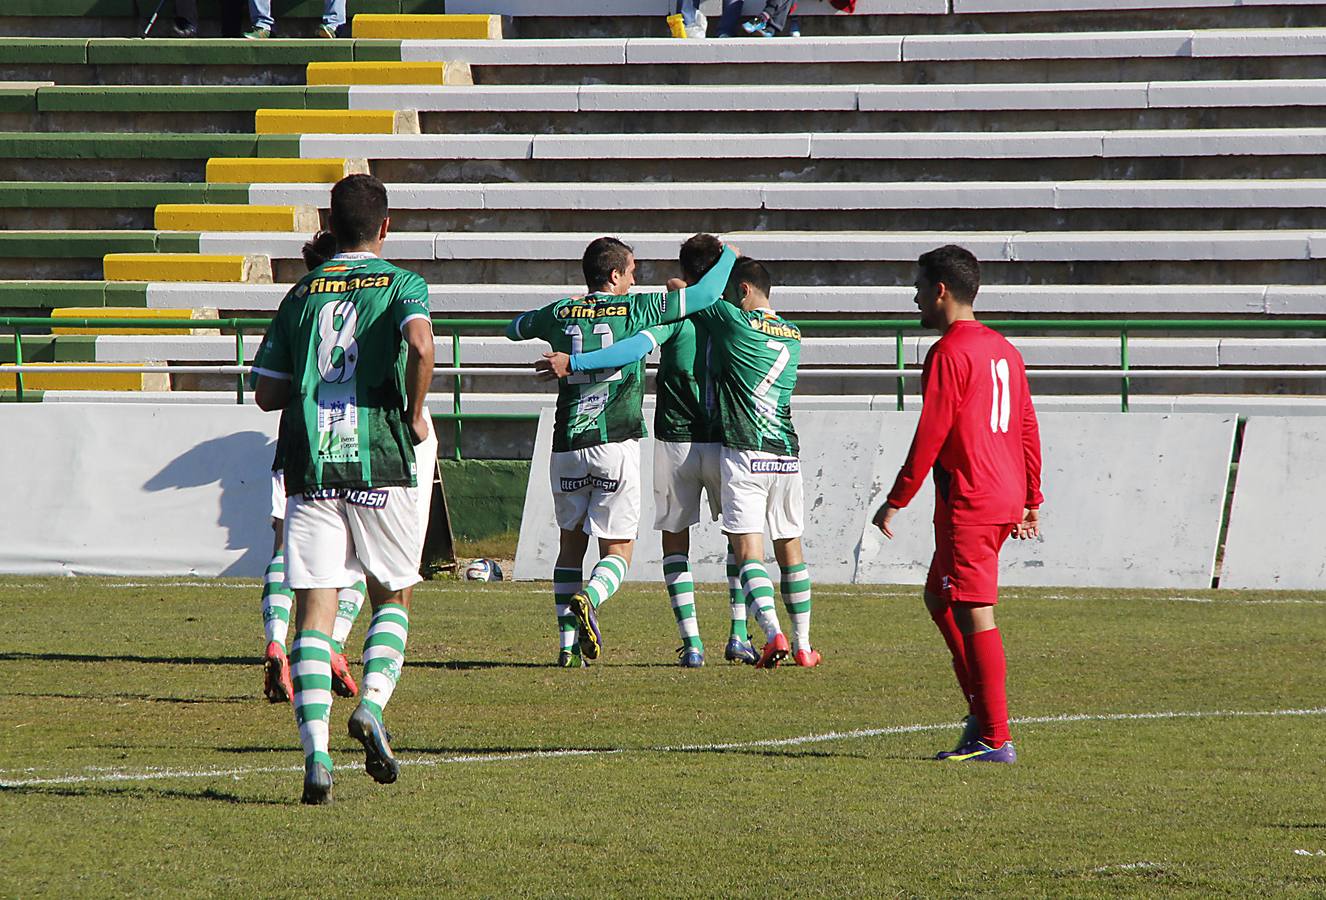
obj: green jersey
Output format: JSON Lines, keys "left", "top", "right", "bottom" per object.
{"left": 695, "top": 301, "right": 801, "bottom": 457}
{"left": 509, "top": 287, "right": 695, "bottom": 453}
{"left": 643, "top": 317, "right": 721, "bottom": 444}
{"left": 251, "top": 253, "right": 431, "bottom": 494}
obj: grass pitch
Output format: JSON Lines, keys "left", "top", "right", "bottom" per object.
{"left": 3, "top": 576, "right": 1326, "bottom": 897}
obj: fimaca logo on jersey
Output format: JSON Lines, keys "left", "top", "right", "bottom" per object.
{"left": 556, "top": 300, "right": 627, "bottom": 320}
{"left": 750, "top": 458, "right": 799, "bottom": 474}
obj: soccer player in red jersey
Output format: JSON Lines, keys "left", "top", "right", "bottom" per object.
{"left": 872, "top": 245, "right": 1043, "bottom": 764}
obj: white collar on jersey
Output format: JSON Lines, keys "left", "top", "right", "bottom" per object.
{"left": 332, "top": 251, "right": 379, "bottom": 260}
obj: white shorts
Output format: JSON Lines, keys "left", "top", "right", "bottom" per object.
{"left": 284, "top": 485, "right": 422, "bottom": 592}
{"left": 550, "top": 439, "right": 641, "bottom": 540}
{"left": 270, "top": 470, "right": 286, "bottom": 521}
{"left": 720, "top": 447, "right": 805, "bottom": 540}
{"left": 414, "top": 412, "right": 439, "bottom": 546}
{"left": 654, "top": 440, "right": 722, "bottom": 533}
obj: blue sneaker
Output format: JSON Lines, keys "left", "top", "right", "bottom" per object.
{"left": 568, "top": 591, "right": 601, "bottom": 660}
{"left": 742, "top": 15, "right": 771, "bottom": 35}
{"left": 934, "top": 714, "right": 982, "bottom": 759}
{"left": 724, "top": 637, "right": 759, "bottom": 665}
{"left": 348, "top": 705, "right": 400, "bottom": 784}
{"left": 677, "top": 646, "right": 705, "bottom": 668}
{"left": 942, "top": 739, "right": 1016, "bottom": 763}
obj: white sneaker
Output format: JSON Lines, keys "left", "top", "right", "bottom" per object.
{"left": 686, "top": 10, "right": 707, "bottom": 38}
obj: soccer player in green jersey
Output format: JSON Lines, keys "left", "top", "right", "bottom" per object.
{"left": 260, "top": 230, "right": 368, "bottom": 707}
{"left": 252, "top": 174, "right": 436, "bottom": 805}
{"left": 508, "top": 236, "right": 737, "bottom": 666}
{"left": 642, "top": 234, "right": 760, "bottom": 667}
{"left": 549, "top": 252, "right": 819, "bottom": 670}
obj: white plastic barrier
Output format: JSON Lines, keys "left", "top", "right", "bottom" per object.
{"left": 1220, "top": 417, "right": 1326, "bottom": 590}
{"left": 854, "top": 412, "right": 1236, "bottom": 589}
{"left": 517, "top": 410, "right": 1237, "bottom": 587}
{"left": 0, "top": 403, "right": 279, "bottom": 577}
{"left": 514, "top": 407, "right": 884, "bottom": 582}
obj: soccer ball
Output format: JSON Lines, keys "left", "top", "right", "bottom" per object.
{"left": 464, "top": 558, "right": 503, "bottom": 582}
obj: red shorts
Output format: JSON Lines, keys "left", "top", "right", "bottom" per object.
{"left": 925, "top": 521, "right": 1015, "bottom": 605}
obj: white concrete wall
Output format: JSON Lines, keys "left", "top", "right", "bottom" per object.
{"left": 0, "top": 404, "right": 279, "bottom": 577}
{"left": 518, "top": 410, "right": 1238, "bottom": 588}
{"left": 1220, "top": 417, "right": 1326, "bottom": 590}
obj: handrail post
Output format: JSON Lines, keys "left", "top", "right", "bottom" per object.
{"left": 1120, "top": 326, "right": 1130, "bottom": 413}
{"left": 451, "top": 326, "right": 462, "bottom": 462}
{"left": 13, "top": 327, "right": 24, "bottom": 403}
{"left": 234, "top": 324, "right": 244, "bottom": 405}
{"left": 895, "top": 328, "right": 905, "bottom": 411}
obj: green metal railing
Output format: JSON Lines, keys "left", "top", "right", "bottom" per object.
{"left": 5, "top": 316, "right": 1326, "bottom": 457}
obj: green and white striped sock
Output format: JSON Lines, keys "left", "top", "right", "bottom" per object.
{"left": 583, "top": 554, "right": 628, "bottom": 610}
{"left": 553, "top": 566, "right": 581, "bottom": 653}
{"left": 261, "top": 551, "right": 293, "bottom": 648}
{"left": 780, "top": 562, "right": 813, "bottom": 653}
{"left": 663, "top": 554, "right": 702, "bottom": 651}
{"left": 726, "top": 551, "right": 748, "bottom": 642}
{"left": 290, "top": 629, "right": 334, "bottom": 772}
{"left": 330, "top": 580, "right": 367, "bottom": 654}
{"left": 359, "top": 603, "right": 408, "bottom": 723}
{"left": 740, "top": 559, "right": 782, "bottom": 642}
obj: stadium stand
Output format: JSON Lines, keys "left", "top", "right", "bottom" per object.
{"left": 2, "top": 2, "right": 1326, "bottom": 443}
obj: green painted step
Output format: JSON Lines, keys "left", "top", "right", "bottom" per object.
{"left": 0, "top": 391, "right": 47, "bottom": 402}
{"left": 0, "top": 182, "right": 248, "bottom": 207}
{"left": 5, "top": 1, "right": 437, "bottom": 17}
{"left": 36, "top": 85, "right": 350, "bottom": 112}
{"left": 0, "top": 232, "right": 201, "bottom": 258}
{"left": 0, "top": 335, "right": 98, "bottom": 363}
{"left": 0, "top": 85, "right": 40, "bottom": 114}
{"left": 0, "top": 37, "right": 403, "bottom": 65}
{"left": 0, "top": 280, "right": 148, "bottom": 308}
{"left": 0, "top": 133, "right": 300, "bottom": 159}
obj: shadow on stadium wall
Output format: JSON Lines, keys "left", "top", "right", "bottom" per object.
{"left": 143, "top": 430, "right": 276, "bottom": 577}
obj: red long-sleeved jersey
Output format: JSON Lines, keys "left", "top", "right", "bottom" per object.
{"left": 887, "top": 319, "right": 1044, "bottom": 525}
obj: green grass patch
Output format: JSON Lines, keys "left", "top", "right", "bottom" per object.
{"left": 3, "top": 578, "right": 1326, "bottom": 896}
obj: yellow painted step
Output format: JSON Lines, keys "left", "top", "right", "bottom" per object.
{"left": 305, "top": 61, "right": 473, "bottom": 86}
{"left": 255, "top": 109, "right": 420, "bottom": 135}
{"left": 0, "top": 363, "right": 169, "bottom": 392}
{"left": 51, "top": 307, "right": 221, "bottom": 336}
{"left": 205, "top": 157, "right": 369, "bottom": 184}
{"left": 352, "top": 13, "right": 502, "bottom": 39}
{"left": 104, "top": 253, "right": 273, "bottom": 284}
{"left": 155, "top": 204, "right": 320, "bottom": 233}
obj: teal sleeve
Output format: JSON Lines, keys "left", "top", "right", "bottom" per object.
{"left": 570, "top": 330, "right": 657, "bottom": 373}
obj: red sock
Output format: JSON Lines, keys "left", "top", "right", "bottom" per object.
{"left": 964, "top": 627, "right": 1010, "bottom": 746}
{"left": 929, "top": 605, "right": 975, "bottom": 714}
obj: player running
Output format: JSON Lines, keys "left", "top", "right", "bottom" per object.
{"left": 872, "top": 244, "right": 1043, "bottom": 764}
{"left": 252, "top": 174, "right": 436, "bottom": 804}
{"left": 506, "top": 236, "right": 737, "bottom": 666}
{"left": 550, "top": 251, "right": 819, "bottom": 669}
{"left": 260, "top": 230, "right": 367, "bottom": 707}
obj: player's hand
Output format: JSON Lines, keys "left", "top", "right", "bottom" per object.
{"left": 724, "top": 241, "right": 741, "bottom": 257}
{"left": 872, "top": 503, "right": 899, "bottom": 540}
{"left": 1014, "top": 508, "right": 1040, "bottom": 540}
{"left": 535, "top": 351, "right": 572, "bottom": 382}
{"left": 666, "top": 277, "right": 687, "bottom": 291}
{"left": 408, "top": 410, "right": 430, "bottom": 446}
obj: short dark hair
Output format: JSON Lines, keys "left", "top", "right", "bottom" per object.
{"left": 732, "top": 256, "right": 772, "bottom": 300}
{"left": 301, "top": 230, "right": 337, "bottom": 271}
{"left": 917, "top": 244, "right": 980, "bottom": 303}
{"left": 678, "top": 233, "right": 723, "bottom": 284}
{"left": 582, "top": 236, "right": 633, "bottom": 291}
{"left": 329, "top": 174, "right": 389, "bottom": 248}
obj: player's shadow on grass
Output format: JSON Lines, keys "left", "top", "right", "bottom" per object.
{"left": 0, "top": 784, "right": 285, "bottom": 806}
{"left": 10, "top": 690, "right": 251, "bottom": 705}
{"left": 143, "top": 429, "right": 276, "bottom": 578}
{"left": 668, "top": 748, "right": 872, "bottom": 760}
{"left": 407, "top": 659, "right": 549, "bottom": 670}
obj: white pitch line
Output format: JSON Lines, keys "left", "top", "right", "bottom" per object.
{"left": 3, "top": 706, "right": 1324, "bottom": 790}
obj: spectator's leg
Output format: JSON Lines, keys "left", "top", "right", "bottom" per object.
{"left": 323, "top": 0, "right": 346, "bottom": 31}
{"left": 248, "top": 0, "right": 274, "bottom": 31}
{"left": 679, "top": 0, "right": 698, "bottom": 26}
{"left": 717, "top": 0, "right": 744, "bottom": 36}
{"left": 763, "top": 0, "right": 794, "bottom": 33}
